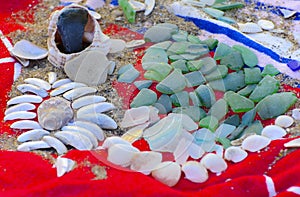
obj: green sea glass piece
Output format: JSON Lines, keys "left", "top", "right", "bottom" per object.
{"left": 142, "top": 48, "right": 168, "bottom": 65}
{"left": 203, "top": 7, "right": 224, "bottom": 18}
{"left": 188, "top": 34, "right": 202, "bottom": 44}
{"left": 195, "top": 85, "right": 216, "bottom": 108}
{"left": 118, "top": 64, "right": 133, "bottom": 75}
{"left": 167, "top": 41, "right": 189, "bottom": 55}
{"left": 228, "top": 124, "right": 246, "bottom": 140}
{"left": 155, "top": 94, "right": 172, "bottom": 114}
{"left": 240, "top": 120, "right": 263, "bottom": 137}
{"left": 224, "top": 114, "right": 240, "bottom": 127}
{"left": 184, "top": 71, "right": 206, "bottom": 87}
{"left": 169, "top": 53, "right": 203, "bottom": 61}
{"left": 130, "top": 88, "right": 157, "bottom": 108}
{"left": 172, "top": 30, "right": 188, "bottom": 42}
{"left": 170, "top": 91, "right": 189, "bottom": 107}
{"left": 144, "top": 23, "right": 178, "bottom": 43}
{"left": 118, "top": 0, "right": 136, "bottom": 23}
{"left": 214, "top": 124, "right": 236, "bottom": 138}
{"left": 144, "top": 63, "right": 172, "bottom": 82}
{"left": 209, "top": 71, "right": 245, "bottom": 92}
{"left": 214, "top": 43, "right": 232, "bottom": 60}
{"left": 117, "top": 64, "right": 140, "bottom": 83}
{"left": 261, "top": 64, "right": 280, "bottom": 76}
{"left": 156, "top": 69, "right": 186, "bottom": 94}
{"left": 147, "top": 41, "right": 172, "bottom": 51}
{"left": 237, "top": 84, "right": 257, "bottom": 96}
{"left": 217, "top": 16, "right": 236, "bottom": 24}
{"left": 171, "top": 59, "right": 189, "bottom": 73}
{"left": 224, "top": 91, "right": 254, "bottom": 113}
{"left": 244, "top": 67, "right": 262, "bottom": 84}
{"left": 256, "top": 92, "right": 297, "bottom": 120}
{"left": 233, "top": 45, "right": 258, "bottom": 68}
{"left": 199, "top": 115, "right": 219, "bottom": 131}
{"left": 249, "top": 75, "right": 279, "bottom": 102}
{"left": 241, "top": 108, "right": 256, "bottom": 126}
{"left": 208, "top": 98, "right": 228, "bottom": 121}
{"left": 134, "top": 80, "right": 152, "bottom": 90}
{"left": 213, "top": 2, "right": 245, "bottom": 10}
{"left": 217, "top": 137, "right": 231, "bottom": 149}
{"left": 220, "top": 50, "right": 244, "bottom": 71}
{"left": 172, "top": 106, "right": 206, "bottom": 122}
{"left": 186, "top": 44, "right": 209, "bottom": 55}
{"left": 201, "top": 38, "right": 218, "bottom": 50}
{"left": 204, "top": 64, "right": 228, "bottom": 81}
{"left": 187, "top": 57, "right": 217, "bottom": 74}
{"left": 189, "top": 91, "right": 202, "bottom": 106}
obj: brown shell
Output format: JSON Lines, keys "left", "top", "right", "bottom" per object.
{"left": 47, "top": 4, "right": 111, "bottom": 68}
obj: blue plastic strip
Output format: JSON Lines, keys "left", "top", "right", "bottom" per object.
{"left": 110, "top": 0, "right": 119, "bottom": 6}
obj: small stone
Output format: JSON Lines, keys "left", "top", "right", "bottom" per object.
{"left": 241, "top": 135, "right": 271, "bottom": 152}
{"left": 64, "top": 50, "right": 110, "bottom": 86}
{"left": 214, "top": 123, "right": 236, "bottom": 138}
{"left": 261, "top": 125, "right": 287, "bottom": 140}
{"left": 287, "top": 60, "right": 300, "bottom": 71}
{"left": 201, "top": 38, "right": 218, "bottom": 50}
{"left": 203, "top": 7, "right": 224, "bottom": 18}
{"left": 130, "top": 88, "right": 157, "bottom": 108}
{"left": 275, "top": 115, "right": 294, "bottom": 128}
{"left": 187, "top": 57, "right": 217, "bottom": 74}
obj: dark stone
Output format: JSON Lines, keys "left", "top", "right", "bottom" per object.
{"left": 57, "top": 7, "right": 88, "bottom": 54}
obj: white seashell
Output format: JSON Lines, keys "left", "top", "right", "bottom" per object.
{"left": 76, "top": 102, "right": 115, "bottom": 117}
{"left": 17, "top": 84, "right": 48, "bottom": 98}
{"left": 120, "top": 106, "right": 150, "bottom": 128}
{"left": 129, "top": 0, "right": 146, "bottom": 12}
{"left": 68, "top": 120, "right": 105, "bottom": 141}
{"left": 4, "top": 111, "right": 36, "bottom": 121}
{"left": 61, "top": 126, "right": 98, "bottom": 148}
{"left": 24, "top": 77, "right": 52, "bottom": 91}
{"left": 168, "top": 113, "right": 198, "bottom": 131}
{"left": 11, "top": 39, "right": 48, "bottom": 60}
{"left": 7, "top": 95, "right": 43, "bottom": 105}
{"left": 284, "top": 138, "right": 300, "bottom": 148}
{"left": 0, "top": 30, "right": 13, "bottom": 51}
{"left": 63, "top": 86, "right": 97, "bottom": 101}
{"left": 130, "top": 151, "right": 162, "bottom": 175}
{"left": 50, "top": 82, "right": 87, "bottom": 96}
{"left": 17, "top": 129, "right": 50, "bottom": 142}
{"left": 187, "top": 143, "right": 205, "bottom": 159}
{"left": 85, "top": 0, "right": 105, "bottom": 10}
{"left": 224, "top": 146, "right": 248, "bottom": 163}
{"left": 47, "top": 4, "right": 111, "bottom": 68}
{"left": 109, "top": 39, "right": 126, "bottom": 53}
{"left": 125, "top": 40, "right": 146, "bottom": 48}
{"left": 37, "top": 97, "right": 73, "bottom": 130}
{"left": 72, "top": 95, "right": 106, "bottom": 109}
{"left": 101, "top": 136, "right": 131, "bottom": 149}
{"left": 121, "top": 123, "right": 148, "bottom": 143}
{"left": 54, "top": 156, "right": 76, "bottom": 177}
{"left": 275, "top": 115, "right": 294, "bottom": 128}
{"left": 17, "top": 141, "right": 51, "bottom": 152}
{"left": 280, "top": 9, "right": 296, "bottom": 19}
{"left": 54, "top": 131, "right": 93, "bottom": 150}
{"left": 257, "top": 19, "right": 275, "bottom": 31}
{"left": 261, "top": 125, "right": 287, "bottom": 140}
{"left": 14, "top": 62, "right": 22, "bottom": 81}
{"left": 238, "top": 22, "right": 263, "bottom": 33}
{"left": 151, "top": 161, "right": 181, "bottom": 187}
{"left": 107, "top": 144, "right": 140, "bottom": 167}
{"left": 200, "top": 153, "right": 227, "bottom": 173}
{"left": 108, "top": 61, "right": 116, "bottom": 75}
{"left": 144, "top": 0, "right": 155, "bottom": 16}
{"left": 76, "top": 113, "right": 117, "bottom": 129}
{"left": 48, "top": 72, "right": 57, "bottom": 84}
{"left": 241, "top": 135, "right": 271, "bottom": 152}
{"left": 10, "top": 120, "right": 42, "bottom": 130}
{"left": 292, "top": 108, "right": 300, "bottom": 120}
{"left": 5, "top": 103, "right": 36, "bottom": 115}
{"left": 52, "top": 78, "right": 72, "bottom": 89}
{"left": 42, "top": 136, "right": 68, "bottom": 155}
{"left": 181, "top": 161, "right": 208, "bottom": 183}
{"left": 14, "top": 56, "right": 30, "bottom": 67}
{"left": 88, "top": 10, "right": 101, "bottom": 20}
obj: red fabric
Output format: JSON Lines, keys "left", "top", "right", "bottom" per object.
{"left": 1, "top": 1, "right": 300, "bottom": 197}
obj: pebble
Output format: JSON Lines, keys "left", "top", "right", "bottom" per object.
{"left": 241, "top": 135, "right": 271, "bottom": 152}
{"left": 275, "top": 115, "right": 294, "bottom": 128}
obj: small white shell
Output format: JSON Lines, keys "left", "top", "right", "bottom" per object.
{"left": 54, "top": 156, "right": 76, "bottom": 177}
{"left": 144, "top": 0, "right": 155, "bottom": 16}
{"left": 224, "top": 146, "right": 248, "bottom": 163}
{"left": 101, "top": 136, "right": 131, "bottom": 149}
{"left": 200, "top": 153, "right": 227, "bottom": 173}
{"left": 54, "top": 131, "right": 93, "bottom": 150}
{"left": 130, "top": 151, "right": 162, "bottom": 175}
{"left": 292, "top": 108, "right": 300, "bottom": 120}
{"left": 48, "top": 72, "right": 57, "bottom": 84}
{"left": 76, "top": 102, "right": 115, "bottom": 117}
{"left": 5, "top": 103, "right": 36, "bottom": 115}
{"left": 241, "top": 135, "right": 271, "bottom": 152}
{"left": 284, "top": 138, "right": 300, "bottom": 148}
{"left": 17, "top": 129, "right": 50, "bottom": 142}
{"left": 15, "top": 57, "right": 30, "bottom": 67}
{"left": 71, "top": 95, "right": 106, "bottom": 109}
{"left": 76, "top": 113, "right": 117, "bottom": 129}
{"left": 261, "top": 125, "right": 287, "bottom": 140}
{"left": 7, "top": 95, "right": 43, "bottom": 105}
{"left": 88, "top": 10, "right": 101, "bottom": 20}
{"left": 17, "top": 141, "right": 51, "bottom": 151}
{"left": 4, "top": 111, "right": 36, "bottom": 121}
{"left": 151, "top": 161, "right": 181, "bottom": 187}
{"left": 52, "top": 78, "right": 72, "bottom": 88}
{"left": 17, "top": 84, "right": 48, "bottom": 98}
{"left": 107, "top": 143, "right": 140, "bottom": 167}
{"left": 120, "top": 106, "right": 150, "bottom": 128}
{"left": 62, "top": 126, "right": 98, "bottom": 148}
{"left": 275, "top": 115, "right": 294, "bottom": 128}
{"left": 10, "top": 120, "right": 42, "bottom": 130}
{"left": 125, "top": 40, "right": 146, "bottom": 48}
{"left": 11, "top": 39, "right": 48, "bottom": 60}
{"left": 129, "top": 0, "right": 146, "bottom": 12}
{"left": 181, "top": 161, "right": 208, "bottom": 183}
{"left": 280, "top": 9, "right": 296, "bottom": 19}
{"left": 68, "top": 120, "right": 105, "bottom": 141}
{"left": 24, "top": 78, "right": 52, "bottom": 90}
{"left": 42, "top": 136, "right": 68, "bottom": 155}
{"left": 63, "top": 86, "right": 97, "bottom": 101}
{"left": 238, "top": 22, "right": 263, "bottom": 33}
{"left": 50, "top": 82, "right": 87, "bottom": 96}
{"left": 257, "top": 19, "right": 275, "bottom": 31}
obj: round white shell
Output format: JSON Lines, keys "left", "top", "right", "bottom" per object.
{"left": 238, "top": 22, "right": 263, "bottom": 33}
{"left": 151, "top": 161, "right": 181, "bottom": 187}
{"left": 200, "top": 153, "right": 227, "bottom": 173}
{"left": 261, "top": 125, "right": 287, "bottom": 140}
{"left": 224, "top": 146, "right": 248, "bottom": 163}
{"left": 181, "top": 161, "right": 208, "bottom": 183}
{"left": 292, "top": 108, "right": 300, "bottom": 120}
{"left": 241, "top": 135, "right": 271, "bottom": 152}
{"left": 284, "top": 138, "right": 300, "bottom": 148}
{"left": 11, "top": 40, "right": 48, "bottom": 60}
{"left": 257, "top": 19, "right": 275, "bottom": 30}
{"left": 275, "top": 115, "right": 294, "bottom": 128}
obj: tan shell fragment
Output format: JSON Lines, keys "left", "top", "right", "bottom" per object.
{"left": 37, "top": 97, "right": 73, "bottom": 131}
{"left": 47, "top": 4, "right": 111, "bottom": 68}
